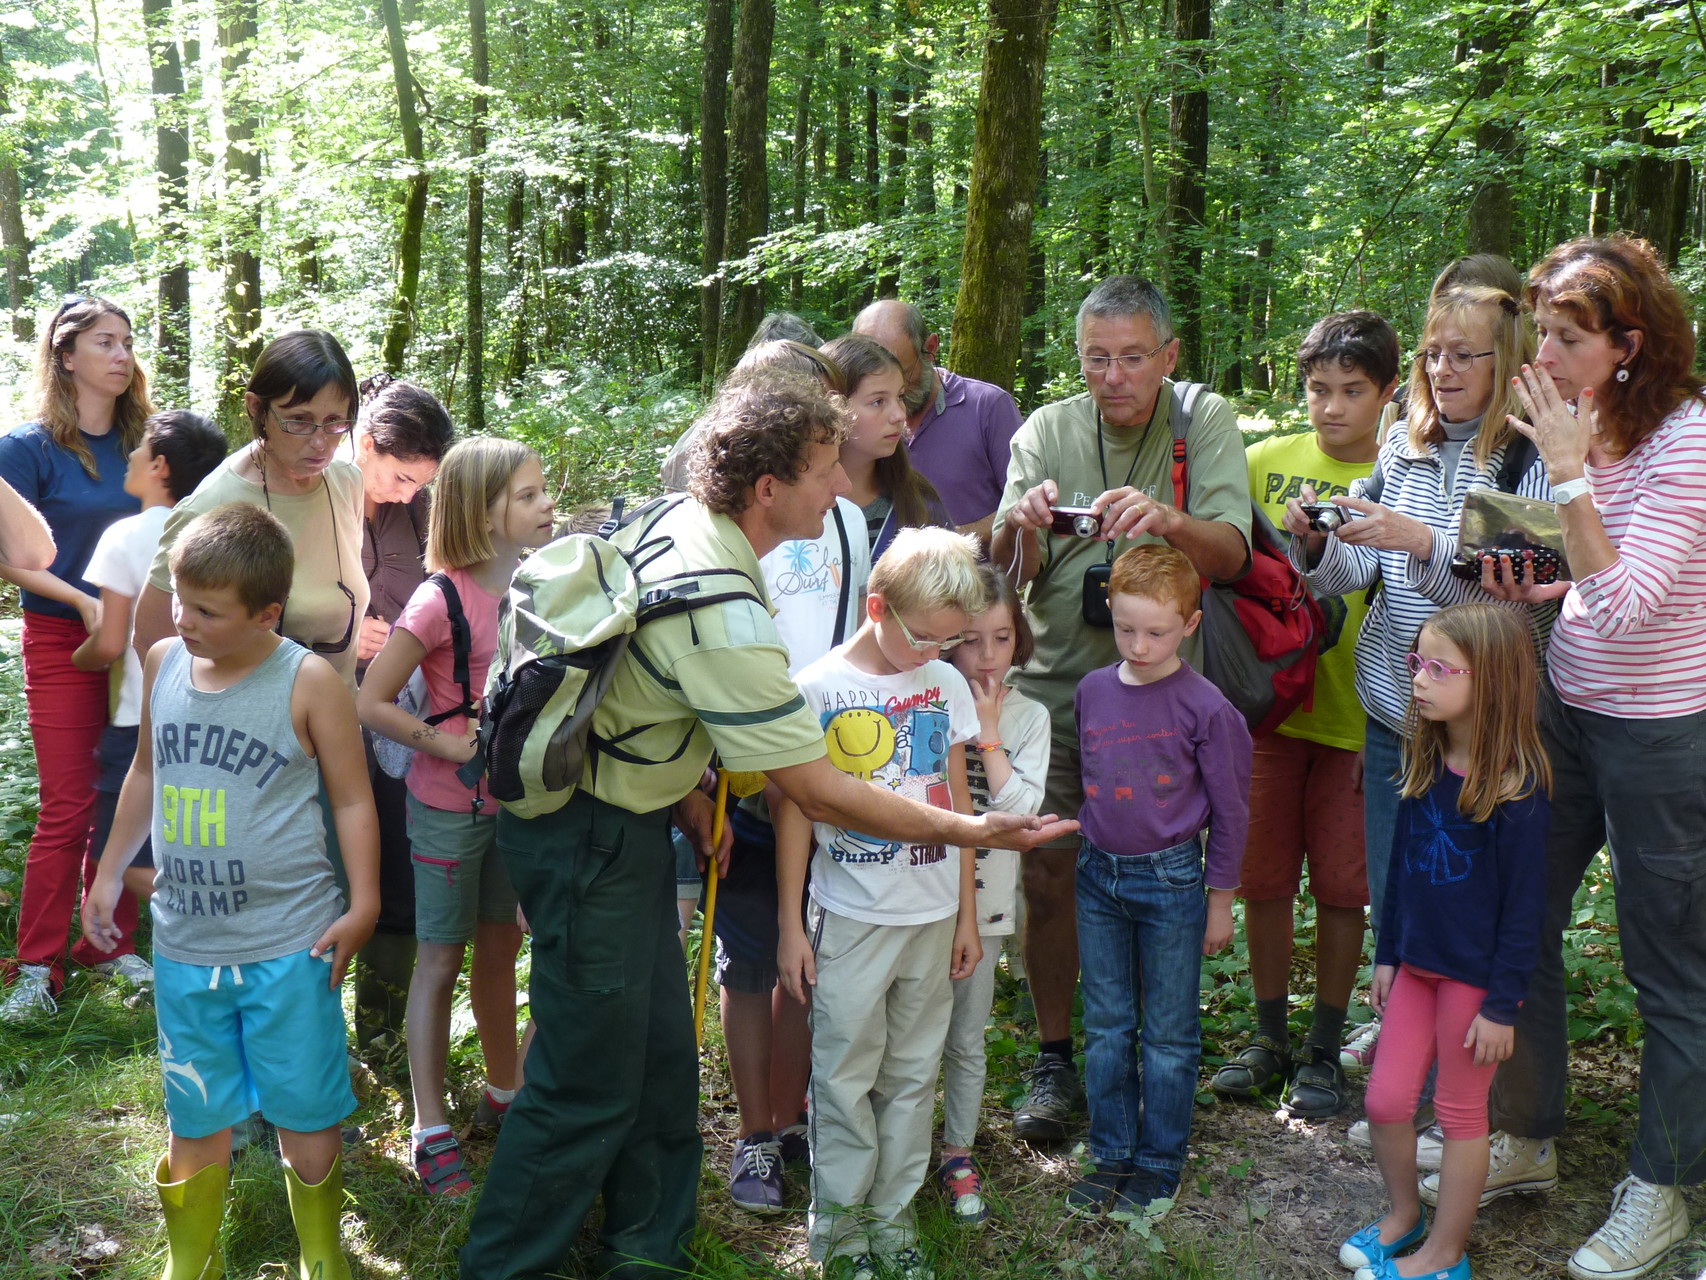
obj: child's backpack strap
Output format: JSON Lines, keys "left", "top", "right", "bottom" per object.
{"left": 421, "top": 571, "right": 477, "bottom": 727}
{"left": 1169, "top": 380, "right": 1208, "bottom": 512}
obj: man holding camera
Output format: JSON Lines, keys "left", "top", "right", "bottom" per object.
{"left": 989, "top": 275, "right": 1252, "bottom": 1143}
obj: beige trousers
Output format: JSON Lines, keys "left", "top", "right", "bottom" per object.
{"left": 806, "top": 905, "right": 956, "bottom": 1260}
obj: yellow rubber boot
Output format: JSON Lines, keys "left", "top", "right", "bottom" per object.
{"left": 283, "top": 1154, "right": 354, "bottom": 1280}
{"left": 154, "top": 1154, "right": 227, "bottom": 1280}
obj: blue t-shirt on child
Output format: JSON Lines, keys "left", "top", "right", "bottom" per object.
{"left": 0, "top": 421, "right": 138, "bottom": 618}
{"left": 1375, "top": 768, "right": 1549, "bottom": 1025}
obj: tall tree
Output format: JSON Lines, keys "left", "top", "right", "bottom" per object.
{"left": 1464, "top": 5, "right": 1520, "bottom": 258}
{"left": 698, "top": 0, "right": 734, "bottom": 384}
{"left": 714, "top": 0, "right": 776, "bottom": 374}
{"left": 145, "top": 0, "right": 191, "bottom": 397}
{"left": 379, "top": 0, "right": 428, "bottom": 372}
{"left": 949, "top": 0, "right": 1059, "bottom": 391}
{"left": 0, "top": 42, "right": 33, "bottom": 344}
{"left": 218, "top": 0, "right": 262, "bottom": 422}
{"left": 1166, "top": 0, "right": 1211, "bottom": 369}
{"left": 465, "top": 0, "right": 489, "bottom": 433}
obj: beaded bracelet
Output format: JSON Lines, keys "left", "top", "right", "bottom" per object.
{"left": 976, "top": 740, "right": 1004, "bottom": 752}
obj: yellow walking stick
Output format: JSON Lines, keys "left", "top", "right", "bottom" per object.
{"left": 693, "top": 769, "right": 767, "bottom": 1048}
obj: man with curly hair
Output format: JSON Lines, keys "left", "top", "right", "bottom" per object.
{"left": 462, "top": 371, "right": 1079, "bottom": 1280}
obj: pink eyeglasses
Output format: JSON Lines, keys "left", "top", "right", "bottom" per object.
{"left": 1407, "top": 652, "right": 1473, "bottom": 680}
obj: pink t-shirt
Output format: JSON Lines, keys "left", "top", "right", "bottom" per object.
{"left": 394, "top": 566, "right": 502, "bottom": 812}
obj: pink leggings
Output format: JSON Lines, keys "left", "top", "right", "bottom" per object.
{"left": 1364, "top": 965, "right": 1497, "bottom": 1140}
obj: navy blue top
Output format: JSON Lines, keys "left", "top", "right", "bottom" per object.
{"left": 1375, "top": 768, "right": 1550, "bottom": 1025}
{"left": 0, "top": 421, "right": 140, "bottom": 618}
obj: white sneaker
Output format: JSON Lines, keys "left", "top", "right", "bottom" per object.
{"left": 0, "top": 965, "right": 57, "bottom": 1023}
{"left": 92, "top": 953, "right": 154, "bottom": 988}
{"left": 1347, "top": 1120, "right": 1446, "bottom": 1171}
{"left": 1420, "top": 1132, "right": 1557, "bottom": 1207}
{"left": 1567, "top": 1176, "right": 1688, "bottom": 1280}
{"left": 1341, "top": 1020, "right": 1380, "bottom": 1073}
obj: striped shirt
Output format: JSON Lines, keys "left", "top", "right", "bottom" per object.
{"left": 1294, "top": 427, "right": 1555, "bottom": 734}
{"left": 1549, "top": 400, "right": 1706, "bottom": 717}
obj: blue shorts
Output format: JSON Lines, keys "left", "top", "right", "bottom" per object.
{"left": 154, "top": 947, "right": 356, "bottom": 1139}
{"left": 712, "top": 807, "right": 785, "bottom": 994}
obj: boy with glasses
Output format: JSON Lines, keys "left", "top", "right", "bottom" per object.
{"left": 774, "top": 526, "right": 987, "bottom": 1280}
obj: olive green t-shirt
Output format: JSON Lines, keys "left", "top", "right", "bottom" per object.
{"left": 995, "top": 384, "right": 1252, "bottom": 724}
{"left": 583, "top": 498, "right": 828, "bottom": 814}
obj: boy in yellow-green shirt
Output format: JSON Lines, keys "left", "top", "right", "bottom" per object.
{"left": 1213, "top": 311, "right": 1400, "bottom": 1117}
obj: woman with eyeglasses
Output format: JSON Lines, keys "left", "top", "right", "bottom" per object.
{"left": 0, "top": 296, "right": 155, "bottom": 1022}
{"left": 1466, "top": 237, "right": 1706, "bottom": 1280}
{"left": 348, "top": 372, "right": 454, "bottom": 1065}
{"left": 132, "top": 330, "right": 370, "bottom": 691}
{"left": 1283, "top": 284, "right": 1554, "bottom": 1077}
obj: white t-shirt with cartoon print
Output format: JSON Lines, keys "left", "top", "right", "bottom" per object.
{"left": 795, "top": 646, "right": 979, "bottom": 927}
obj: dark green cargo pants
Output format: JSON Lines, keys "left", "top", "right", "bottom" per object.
{"left": 460, "top": 791, "right": 701, "bottom": 1280}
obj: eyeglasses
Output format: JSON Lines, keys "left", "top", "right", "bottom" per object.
{"left": 1407, "top": 652, "right": 1473, "bottom": 680}
{"left": 270, "top": 406, "right": 356, "bottom": 437}
{"left": 891, "top": 609, "right": 964, "bottom": 654}
{"left": 1419, "top": 348, "right": 1495, "bottom": 374}
{"left": 1079, "top": 340, "right": 1172, "bottom": 376}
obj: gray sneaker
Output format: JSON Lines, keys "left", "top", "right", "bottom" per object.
{"left": 92, "top": 953, "right": 155, "bottom": 988}
{"left": 1014, "top": 1051, "right": 1083, "bottom": 1143}
{"left": 729, "top": 1131, "right": 784, "bottom": 1214}
{"left": 0, "top": 965, "right": 56, "bottom": 1023}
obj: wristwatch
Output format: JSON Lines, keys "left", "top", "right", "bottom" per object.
{"left": 1551, "top": 476, "right": 1591, "bottom": 505}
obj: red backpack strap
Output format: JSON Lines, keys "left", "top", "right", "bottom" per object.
{"left": 1169, "top": 381, "right": 1206, "bottom": 513}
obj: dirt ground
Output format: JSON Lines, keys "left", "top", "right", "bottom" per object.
{"left": 696, "top": 1035, "right": 1706, "bottom": 1280}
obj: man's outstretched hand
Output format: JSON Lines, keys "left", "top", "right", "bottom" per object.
{"left": 978, "top": 811, "right": 1080, "bottom": 851}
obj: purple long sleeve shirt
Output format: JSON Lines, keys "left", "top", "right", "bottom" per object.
{"left": 1074, "top": 661, "right": 1252, "bottom": 890}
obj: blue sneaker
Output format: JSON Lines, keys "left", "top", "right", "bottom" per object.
{"left": 1339, "top": 1214, "right": 1427, "bottom": 1270}
{"left": 1353, "top": 1256, "right": 1469, "bottom": 1280}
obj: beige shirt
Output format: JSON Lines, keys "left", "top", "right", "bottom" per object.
{"left": 150, "top": 455, "right": 370, "bottom": 689}
{"left": 995, "top": 382, "right": 1252, "bottom": 724}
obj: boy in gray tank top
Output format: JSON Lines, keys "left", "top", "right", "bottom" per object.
{"left": 82, "top": 502, "right": 379, "bottom": 1280}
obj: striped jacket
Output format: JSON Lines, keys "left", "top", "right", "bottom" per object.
{"left": 1293, "top": 425, "right": 1555, "bottom": 734}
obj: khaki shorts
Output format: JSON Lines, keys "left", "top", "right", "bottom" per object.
{"left": 408, "top": 794, "right": 520, "bottom": 944}
{"left": 1237, "top": 732, "right": 1367, "bottom": 907}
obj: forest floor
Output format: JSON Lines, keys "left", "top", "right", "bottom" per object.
{"left": 4, "top": 950, "right": 1702, "bottom": 1280}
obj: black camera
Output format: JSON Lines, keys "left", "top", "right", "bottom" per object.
{"left": 1081, "top": 562, "right": 1113, "bottom": 627}
{"left": 1051, "top": 506, "right": 1104, "bottom": 539}
{"left": 1300, "top": 501, "right": 1346, "bottom": 534}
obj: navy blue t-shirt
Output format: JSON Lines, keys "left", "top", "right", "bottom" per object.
{"left": 0, "top": 421, "right": 140, "bottom": 619}
{"left": 1375, "top": 768, "right": 1550, "bottom": 1025}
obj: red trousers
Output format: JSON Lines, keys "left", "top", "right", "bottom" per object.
{"left": 14, "top": 611, "right": 136, "bottom": 986}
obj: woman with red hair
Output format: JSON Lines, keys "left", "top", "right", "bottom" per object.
{"left": 1475, "top": 236, "right": 1706, "bottom": 1280}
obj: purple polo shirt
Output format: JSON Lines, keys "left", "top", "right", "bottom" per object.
{"left": 905, "top": 369, "right": 1023, "bottom": 526}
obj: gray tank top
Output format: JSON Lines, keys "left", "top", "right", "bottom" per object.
{"left": 148, "top": 638, "right": 344, "bottom": 965}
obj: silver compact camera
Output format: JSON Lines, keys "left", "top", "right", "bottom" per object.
{"left": 1050, "top": 506, "right": 1104, "bottom": 538}
{"left": 1300, "top": 501, "right": 1346, "bottom": 534}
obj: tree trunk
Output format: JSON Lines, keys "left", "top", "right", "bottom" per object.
{"left": 948, "top": 0, "right": 1059, "bottom": 391}
{"left": 144, "top": 0, "right": 190, "bottom": 396}
{"left": 465, "top": 0, "right": 488, "bottom": 434}
{"left": 219, "top": 0, "right": 262, "bottom": 424}
{"left": 698, "top": 0, "right": 734, "bottom": 386}
{"left": 1627, "top": 131, "right": 1689, "bottom": 265}
{"left": 1085, "top": 0, "right": 1114, "bottom": 276}
{"left": 0, "top": 44, "right": 35, "bottom": 344}
{"left": 504, "top": 177, "right": 530, "bottom": 385}
{"left": 379, "top": 0, "right": 428, "bottom": 373}
{"left": 876, "top": 60, "right": 908, "bottom": 297}
{"left": 788, "top": 34, "right": 813, "bottom": 311}
{"left": 714, "top": 0, "right": 776, "bottom": 375}
{"left": 1464, "top": 5, "right": 1518, "bottom": 259}
{"left": 1166, "top": 0, "right": 1211, "bottom": 370}
{"left": 1017, "top": 153, "right": 1048, "bottom": 405}
{"left": 913, "top": 56, "right": 938, "bottom": 295}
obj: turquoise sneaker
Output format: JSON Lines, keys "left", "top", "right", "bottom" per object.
{"left": 1339, "top": 1214, "right": 1427, "bottom": 1270}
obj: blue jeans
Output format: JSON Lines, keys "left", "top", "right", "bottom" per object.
{"left": 1362, "top": 715, "right": 1405, "bottom": 937}
{"left": 1076, "top": 835, "right": 1206, "bottom": 1176}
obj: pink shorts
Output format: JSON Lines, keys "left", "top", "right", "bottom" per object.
{"left": 1238, "top": 733, "right": 1367, "bottom": 907}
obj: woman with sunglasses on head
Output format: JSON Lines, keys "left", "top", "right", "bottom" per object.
{"left": 1472, "top": 236, "right": 1706, "bottom": 1280}
{"left": 1283, "top": 285, "right": 1555, "bottom": 1100}
{"left": 132, "top": 331, "right": 370, "bottom": 690}
{"left": 0, "top": 296, "right": 155, "bottom": 1022}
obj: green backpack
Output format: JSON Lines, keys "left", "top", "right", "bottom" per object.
{"left": 479, "top": 495, "right": 765, "bottom": 819}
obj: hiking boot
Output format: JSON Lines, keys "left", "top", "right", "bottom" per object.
{"left": 1420, "top": 1133, "right": 1555, "bottom": 1207}
{"left": 0, "top": 965, "right": 56, "bottom": 1023}
{"left": 729, "top": 1131, "right": 784, "bottom": 1214}
{"left": 777, "top": 1120, "right": 810, "bottom": 1166}
{"left": 1282, "top": 1042, "right": 1348, "bottom": 1118}
{"left": 413, "top": 1131, "right": 473, "bottom": 1197}
{"left": 92, "top": 952, "right": 155, "bottom": 988}
{"left": 1348, "top": 1121, "right": 1446, "bottom": 1171}
{"left": 1014, "top": 1052, "right": 1083, "bottom": 1143}
{"left": 1211, "top": 1034, "right": 1291, "bottom": 1099}
{"left": 1340, "top": 1019, "right": 1380, "bottom": 1073}
{"left": 1566, "top": 1176, "right": 1688, "bottom": 1280}
{"left": 937, "top": 1154, "right": 990, "bottom": 1226}
{"left": 1064, "top": 1165, "right": 1129, "bottom": 1219}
